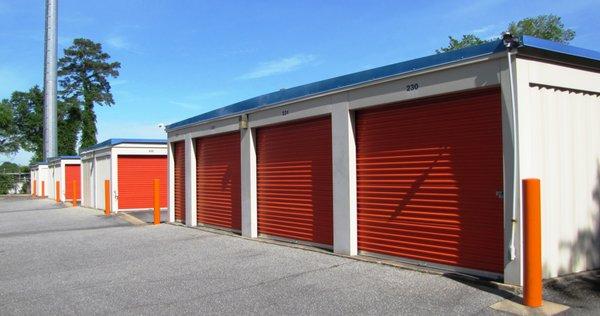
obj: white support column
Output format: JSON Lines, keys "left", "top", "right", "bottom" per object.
{"left": 60, "top": 162, "right": 66, "bottom": 202}
{"left": 110, "top": 150, "right": 119, "bottom": 212}
{"left": 168, "top": 141, "right": 175, "bottom": 223}
{"left": 331, "top": 94, "right": 358, "bottom": 256}
{"left": 185, "top": 136, "right": 197, "bottom": 226}
{"left": 241, "top": 127, "right": 257, "bottom": 238}
{"left": 501, "top": 54, "right": 523, "bottom": 286}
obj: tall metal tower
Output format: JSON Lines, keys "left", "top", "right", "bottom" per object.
{"left": 43, "top": 0, "right": 58, "bottom": 160}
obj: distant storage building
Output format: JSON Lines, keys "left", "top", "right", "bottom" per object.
{"left": 47, "top": 156, "right": 81, "bottom": 203}
{"left": 165, "top": 35, "right": 600, "bottom": 285}
{"left": 79, "top": 139, "right": 168, "bottom": 213}
{"left": 30, "top": 162, "right": 48, "bottom": 197}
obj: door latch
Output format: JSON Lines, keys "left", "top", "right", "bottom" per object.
{"left": 496, "top": 191, "right": 504, "bottom": 199}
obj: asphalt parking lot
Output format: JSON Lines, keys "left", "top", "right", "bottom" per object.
{"left": 0, "top": 196, "right": 597, "bottom": 315}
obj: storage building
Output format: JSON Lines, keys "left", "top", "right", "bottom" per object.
{"left": 47, "top": 156, "right": 81, "bottom": 203}
{"left": 79, "top": 139, "right": 168, "bottom": 213}
{"left": 165, "top": 35, "right": 600, "bottom": 285}
{"left": 30, "top": 162, "right": 48, "bottom": 197}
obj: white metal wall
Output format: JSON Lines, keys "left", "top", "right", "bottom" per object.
{"left": 50, "top": 164, "right": 62, "bottom": 200}
{"left": 95, "top": 156, "right": 111, "bottom": 210}
{"left": 82, "top": 159, "right": 93, "bottom": 207}
{"left": 38, "top": 166, "right": 48, "bottom": 197}
{"left": 517, "top": 58, "right": 600, "bottom": 278}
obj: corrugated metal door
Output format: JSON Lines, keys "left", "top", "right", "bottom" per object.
{"left": 356, "top": 88, "right": 503, "bottom": 273}
{"left": 174, "top": 141, "right": 186, "bottom": 223}
{"left": 196, "top": 132, "right": 241, "bottom": 230}
{"left": 65, "top": 164, "right": 81, "bottom": 200}
{"left": 257, "top": 116, "right": 333, "bottom": 246}
{"left": 117, "top": 155, "right": 168, "bottom": 210}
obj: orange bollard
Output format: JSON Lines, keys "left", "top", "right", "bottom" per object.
{"left": 523, "top": 178, "right": 543, "bottom": 307}
{"left": 153, "top": 179, "right": 160, "bottom": 225}
{"left": 33, "top": 180, "right": 36, "bottom": 196}
{"left": 56, "top": 181, "right": 60, "bottom": 202}
{"left": 104, "top": 180, "right": 111, "bottom": 216}
{"left": 72, "top": 180, "right": 78, "bottom": 207}
{"left": 41, "top": 181, "right": 45, "bottom": 198}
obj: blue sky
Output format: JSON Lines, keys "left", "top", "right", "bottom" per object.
{"left": 1, "top": 0, "right": 599, "bottom": 165}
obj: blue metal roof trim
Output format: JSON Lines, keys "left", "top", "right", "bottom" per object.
{"left": 521, "top": 35, "right": 600, "bottom": 62}
{"left": 47, "top": 156, "right": 81, "bottom": 162}
{"left": 30, "top": 161, "right": 48, "bottom": 167}
{"left": 167, "top": 40, "right": 506, "bottom": 131}
{"left": 80, "top": 138, "right": 167, "bottom": 153}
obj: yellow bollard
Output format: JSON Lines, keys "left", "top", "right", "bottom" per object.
{"left": 56, "top": 181, "right": 60, "bottom": 202}
{"left": 41, "top": 181, "right": 45, "bottom": 198}
{"left": 33, "top": 180, "right": 36, "bottom": 196}
{"left": 153, "top": 179, "right": 160, "bottom": 225}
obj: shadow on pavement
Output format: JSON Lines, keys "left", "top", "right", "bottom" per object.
{"left": 121, "top": 210, "right": 168, "bottom": 224}
{"left": 443, "top": 273, "right": 518, "bottom": 300}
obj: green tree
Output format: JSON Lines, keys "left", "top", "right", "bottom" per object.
{"left": 438, "top": 14, "right": 576, "bottom": 53}
{"left": 11, "top": 87, "right": 44, "bottom": 161}
{"left": 436, "top": 34, "right": 489, "bottom": 53}
{"left": 0, "top": 162, "right": 22, "bottom": 194}
{"left": 58, "top": 38, "right": 120, "bottom": 149}
{"left": 0, "top": 99, "right": 19, "bottom": 155}
{"left": 11, "top": 86, "right": 81, "bottom": 162}
{"left": 508, "top": 14, "right": 575, "bottom": 44}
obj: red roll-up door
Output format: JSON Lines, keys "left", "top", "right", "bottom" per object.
{"left": 196, "top": 132, "right": 241, "bottom": 230}
{"left": 117, "top": 155, "right": 167, "bottom": 210}
{"left": 65, "top": 164, "right": 81, "bottom": 200}
{"left": 257, "top": 116, "right": 333, "bottom": 246}
{"left": 174, "top": 141, "right": 186, "bottom": 223}
{"left": 356, "top": 88, "right": 503, "bottom": 274}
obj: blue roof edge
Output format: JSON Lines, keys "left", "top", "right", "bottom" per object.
{"left": 520, "top": 35, "right": 600, "bottom": 62}
{"left": 30, "top": 161, "right": 48, "bottom": 167}
{"left": 80, "top": 138, "right": 167, "bottom": 153}
{"left": 166, "top": 39, "right": 506, "bottom": 131}
{"left": 47, "top": 156, "right": 81, "bottom": 162}
{"left": 167, "top": 36, "right": 600, "bottom": 132}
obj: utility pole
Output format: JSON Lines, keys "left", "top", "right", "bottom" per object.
{"left": 43, "top": 0, "right": 58, "bottom": 160}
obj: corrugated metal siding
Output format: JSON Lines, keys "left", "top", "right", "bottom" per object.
{"left": 257, "top": 116, "right": 333, "bottom": 246}
{"left": 174, "top": 141, "right": 186, "bottom": 223}
{"left": 519, "top": 81, "right": 600, "bottom": 277}
{"left": 356, "top": 88, "right": 504, "bottom": 273}
{"left": 65, "top": 164, "right": 81, "bottom": 200}
{"left": 95, "top": 156, "right": 110, "bottom": 210}
{"left": 117, "top": 155, "right": 168, "bottom": 210}
{"left": 82, "top": 160, "right": 92, "bottom": 207}
{"left": 196, "top": 132, "right": 241, "bottom": 230}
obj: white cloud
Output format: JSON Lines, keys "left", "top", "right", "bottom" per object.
{"left": 96, "top": 120, "right": 168, "bottom": 141}
{"left": 106, "top": 36, "right": 130, "bottom": 49}
{"left": 105, "top": 35, "right": 141, "bottom": 54}
{"left": 110, "top": 79, "right": 128, "bottom": 86}
{"left": 238, "top": 54, "right": 316, "bottom": 80}
{"left": 169, "top": 90, "right": 228, "bottom": 111}
{"left": 169, "top": 101, "right": 202, "bottom": 111}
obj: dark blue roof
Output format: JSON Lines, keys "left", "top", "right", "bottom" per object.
{"left": 47, "top": 156, "right": 80, "bottom": 162}
{"left": 80, "top": 138, "right": 167, "bottom": 153}
{"left": 521, "top": 35, "right": 600, "bottom": 61}
{"left": 167, "top": 36, "right": 600, "bottom": 131}
{"left": 29, "top": 161, "right": 48, "bottom": 167}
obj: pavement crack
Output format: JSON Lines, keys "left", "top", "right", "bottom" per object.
{"left": 0, "top": 224, "right": 132, "bottom": 239}
{"left": 120, "top": 261, "right": 356, "bottom": 312}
